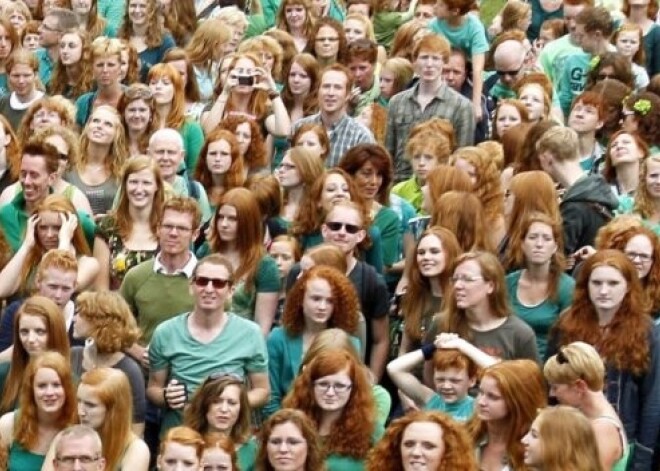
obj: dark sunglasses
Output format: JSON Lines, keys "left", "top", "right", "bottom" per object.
{"left": 325, "top": 221, "right": 361, "bottom": 234}
{"left": 58, "top": 152, "right": 69, "bottom": 161}
{"left": 193, "top": 276, "right": 231, "bottom": 289}
{"left": 496, "top": 67, "right": 522, "bottom": 78}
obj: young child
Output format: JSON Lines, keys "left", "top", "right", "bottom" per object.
{"left": 387, "top": 334, "right": 481, "bottom": 421}
{"left": 428, "top": 0, "right": 488, "bottom": 121}
{"left": 373, "top": 0, "right": 418, "bottom": 50}
{"left": 268, "top": 235, "right": 301, "bottom": 327}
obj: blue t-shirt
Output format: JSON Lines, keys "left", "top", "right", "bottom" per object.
{"left": 424, "top": 393, "right": 474, "bottom": 422}
{"left": 428, "top": 14, "right": 489, "bottom": 57}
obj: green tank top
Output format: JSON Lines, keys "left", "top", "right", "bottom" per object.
{"left": 8, "top": 441, "right": 45, "bottom": 471}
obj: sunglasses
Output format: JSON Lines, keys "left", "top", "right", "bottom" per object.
{"left": 193, "top": 276, "right": 231, "bottom": 289}
{"left": 325, "top": 221, "right": 361, "bottom": 234}
{"left": 496, "top": 66, "right": 523, "bottom": 78}
{"left": 57, "top": 152, "right": 69, "bottom": 161}
{"left": 204, "top": 371, "right": 244, "bottom": 385}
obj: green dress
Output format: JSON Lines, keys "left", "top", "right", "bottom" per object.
{"left": 8, "top": 442, "right": 44, "bottom": 471}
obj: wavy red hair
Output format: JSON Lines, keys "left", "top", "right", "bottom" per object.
{"left": 194, "top": 128, "right": 245, "bottom": 206}
{"left": 366, "top": 410, "right": 477, "bottom": 471}
{"left": 218, "top": 115, "right": 267, "bottom": 170}
{"left": 282, "top": 265, "right": 360, "bottom": 336}
{"left": 552, "top": 249, "right": 652, "bottom": 375}
{"left": 467, "top": 359, "right": 547, "bottom": 470}
{"left": 282, "top": 349, "right": 375, "bottom": 459}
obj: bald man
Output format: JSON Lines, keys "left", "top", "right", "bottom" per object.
{"left": 148, "top": 128, "right": 212, "bottom": 223}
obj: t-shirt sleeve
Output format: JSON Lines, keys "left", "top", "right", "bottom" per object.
{"left": 257, "top": 256, "right": 281, "bottom": 293}
{"left": 515, "top": 320, "right": 540, "bottom": 363}
{"left": 246, "top": 325, "right": 269, "bottom": 373}
{"left": 148, "top": 322, "right": 170, "bottom": 372}
{"left": 468, "top": 16, "right": 490, "bottom": 55}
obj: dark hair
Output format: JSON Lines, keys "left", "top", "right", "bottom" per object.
{"left": 346, "top": 38, "right": 378, "bottom": 64}
{"left": 338, "top": 144, "right": 393, "bottom": 205}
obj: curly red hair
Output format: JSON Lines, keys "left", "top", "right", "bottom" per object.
{"left": 194, "top": 128, "right": 245, "bottom": 206}
{"left": 366, "top": 410, "right": 477, "bottom": 471}
{"left": 218, "top": 115, "right": 268, "bottom": 170}
{"left": 552, "top": 249, "right": 652, "bottom": 375}
{"left": 282, "top": 349, "right": 375, "bottom": 459}
{"left": 282, "top": 265, "right": 360, "bottom": 336}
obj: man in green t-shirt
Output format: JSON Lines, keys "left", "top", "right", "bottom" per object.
{"left": 147, "top": 254, "right": 269, "bottom": 436}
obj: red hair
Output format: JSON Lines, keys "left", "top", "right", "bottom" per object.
{"left": 283, "top": 349, "right": 375, "bottom": 459}
{"left": 282, "top": 266, "right": 359, "bottom": 336}
{"left": 552, "top": 249, "right": 652, "bottom": 375}
{"left": 218, "top": 115, "right": 267, "bottom": 170}
{"left": 402, "top": 227, "right": 463, "bottom": 343}
{"left": 366, "top": 410, "right": 477, "bottom": 471}
{"left": 209, "top": 188, "right": 264, "bottom": 292}
{"left": 467, "top": 360, "right": 547, "bottom": 470}
{"left": 16, "top": 352, "right": 78, "bottom": 450}
{"left": 147, "top": 63, "right": 186, "bottom": 130}
{"left": 194, "top": 128, "right": 245, "bottom": 206}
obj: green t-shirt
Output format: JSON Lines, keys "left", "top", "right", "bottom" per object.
{"left": 373, "top": 11, "right": 413, "bottom": 50}
{"left": 428, "top": 14, "right": 490, "bottom": 57}
{"left": 237, "top": 437, "right": 258, "bottom": 471}
{"left": 505, "top": 270, "right": 575, "bottom": 359}
{"left": 557, "top": 51, "right": 590, "bottom": 117}
{"left": 150, "top": 312, "right": 268, "bottom": 435}
{"left": 424, "top": 393, "right": 474, "bottom": 422}
{"left": 539, "top": 34, "right": 582, "bottom": 84}
{"left": 373, "top": 205, "right": 402, "bottom": 268}
{"left": 231, "top": 255, "right": 280, "bottom": 321}
{"left": 325, "top": 423, "right": 385, "bottom": 471}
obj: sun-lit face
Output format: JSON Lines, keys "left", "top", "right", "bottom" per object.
{"left": 495, "top": 104, "right": 523, "bottom": 137}
{"left": 400, "top": 421, "right": 446, "bottom": 471}
{"left": 33, "top": 367, "right": 66, "bottom": 415}
{"left": 519, "top": 84, "right": 545, "bottom": 123}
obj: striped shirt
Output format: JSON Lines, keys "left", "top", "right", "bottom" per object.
{"left": 293, "top": 113, "right": 375, "bottom": 167}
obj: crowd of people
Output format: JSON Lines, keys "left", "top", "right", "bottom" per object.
{"left": 0, "top": 0, "right": 658, "bottom": 469}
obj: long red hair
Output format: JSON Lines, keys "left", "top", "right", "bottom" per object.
{"left": 282, "top": 266, "right": 359, "bottom": 336}
{"left": 147, "top": 63, "right": 186, "bottom": 130}
{"left": 209, "top": 188, "right": 264, "bottom": 292}
{"left": 467, "top": 360, "right": 547, "bottom": 470}
{"left": 282, "top": 349, "right": 375, "bottom": 459}
{"left": 552, "top": 249, "right": 652, "bottom": 375}
{"left": 16, "top": 352, "right": 78, "bottom": 450}
{"left": 194, "top": 128, "right": 245, "bottom": 206}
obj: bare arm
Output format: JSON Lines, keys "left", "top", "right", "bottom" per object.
{"left": 369, "top": 316, "right": 390, "bottom": 382}
{"left": 254, "top": 292, "right": 280, "bottom": 336}
{"left": 247, "top": 371, "right": 270, "bottom": 408}
{"left": 387, "top": 349, "right": 436, "bottom": 407}
{"left": 0, "top": 346, "right": 13, "bottom": 363}
{"left": 0, "top": 215, "right": 38, "bottom": 298}
{"left": 120, "top": 436, "right": 150, "bottom": 471}
{"left": 93, "top": 237, "right": 111, "bottom": 291}
{"left": 592, "top": 421, "right": 624, "bottom": 471}
{"left": 472, "top": 53, "right": 485, "bottom": 121}
{"left": 76, "top": 256, "right": 100, "bottom": 291}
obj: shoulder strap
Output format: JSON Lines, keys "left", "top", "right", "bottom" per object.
{"left": 186, "top": 174, "right": 200, "bottom": 200}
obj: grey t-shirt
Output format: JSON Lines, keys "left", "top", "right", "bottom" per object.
{"left": 426, "top": 315, "right": 539, "bottom": 363}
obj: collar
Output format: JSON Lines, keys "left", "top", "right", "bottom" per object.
{"left": 320, "top": 112, "right": 349, "bottom": 130}
{"left": 10, "top": 90, "right": 45, "bottom": 110}
{"left": 153, "top": 251, "right": 198, "bottom": 277}
{"left": 410, "top": 80, "right": 450, "bottom": 100}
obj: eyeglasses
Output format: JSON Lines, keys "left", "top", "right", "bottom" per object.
{"left": 316, "top": 37, "right": 339, "bottom": 43}
{"left": 56, "top": 455, "right": 100, "bottom": 468}
{"left": 598, "top": 73, "right": 616, "bottom": 80}
{"left": 58, "top": 152, "right": 69, "bottom": 161}
{"left": 622, "top": 109, "right": 635, "bottom": 117}
{"left": 325, "top": 221, "right": 361, "bottom": 234}
{"left": 314, "top": 380, "right": 352, "bottom": 393}
{"left": 625, "top": 251, "right": 652, "bottom": 262}
{"left": 160, "top": 223, "right": 193, "bottom": 233}
{"left": 193, "top": 276, "right": 231, "bottom": 289}
{"left": 451, "top": 274, "right": 484, "bottom": 284}
{"left": 124, "top": 86, "right": 153, "bottom": 100}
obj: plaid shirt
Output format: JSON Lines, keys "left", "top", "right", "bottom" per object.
{"left": 293, "top": 113, "right": 375, "bottom": 167}
{"left": 385, "top": 81, "right": 475, "bottom": 181}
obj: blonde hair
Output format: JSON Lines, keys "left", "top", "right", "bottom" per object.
{"left": 543, "top": 341, "right": 605, "bottom": 391}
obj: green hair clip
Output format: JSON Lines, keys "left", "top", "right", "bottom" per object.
{"left": 589, "top": 55, "right": 600, "bottom": 71}
{"left": 633, "top": 99, "right": 652, "bottom": 116}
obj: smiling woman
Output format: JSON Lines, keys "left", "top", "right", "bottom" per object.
{"left": 0, "top": 351, "right": 77, "bottom": 471}
{"left": 93, "top": 156, "right": 163, "bottom": 290}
